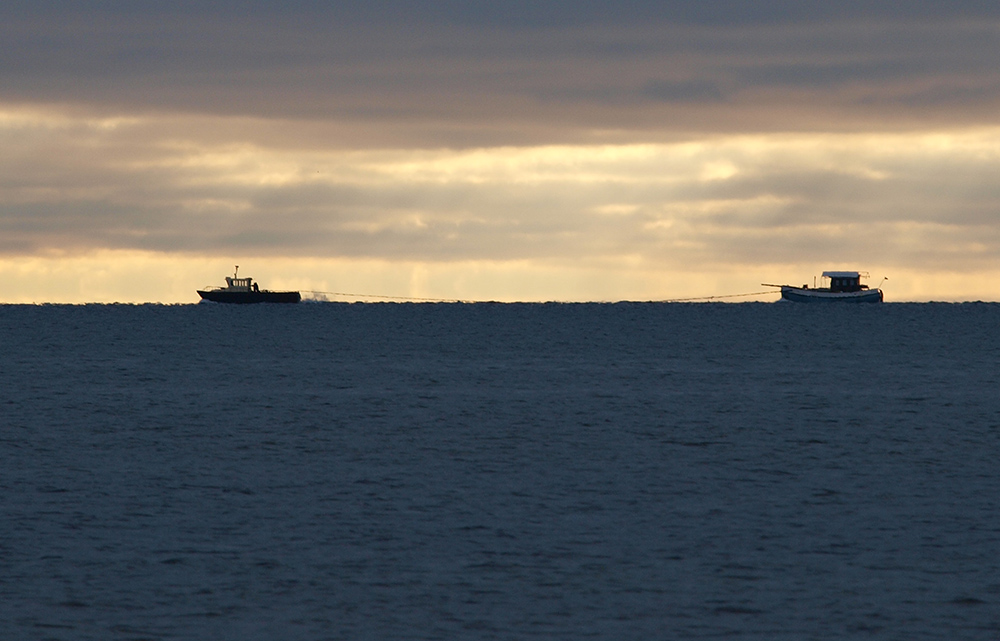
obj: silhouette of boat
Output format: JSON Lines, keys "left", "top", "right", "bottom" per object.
{"left": 763, "top": 271, "right": 884, "bottom": 303}
{"left": 197, "top": 267, "right": 301, "bottom": 304}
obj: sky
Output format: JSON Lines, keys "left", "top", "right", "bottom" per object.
{"left": 2, "top": 1, "right": 1000, "bottom": 302}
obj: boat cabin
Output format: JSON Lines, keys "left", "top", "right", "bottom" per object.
{"left": 822, "top": 271, "right": 866, "bottom": 293}
{"left": 224, "top": 276, "right": 259, "bottom": 292}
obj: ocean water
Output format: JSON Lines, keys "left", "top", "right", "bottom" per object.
{"left": 1, "top": 302, "right": 999, "bottom": 640}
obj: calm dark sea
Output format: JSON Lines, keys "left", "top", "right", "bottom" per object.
{"left": 2, "top": 303, "right": 999, "bottom": 640}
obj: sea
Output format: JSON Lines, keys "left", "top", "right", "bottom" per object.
{"left": 1, "top": 302, "right": 999, "bottom": 640}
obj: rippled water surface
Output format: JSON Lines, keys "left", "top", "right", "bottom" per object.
{"left": 2, "top": 302, "right": 999, "bottom": 640}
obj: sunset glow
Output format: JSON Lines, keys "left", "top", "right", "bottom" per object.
{"left": 3, "top": 4, "right": 999, "bottom": 302}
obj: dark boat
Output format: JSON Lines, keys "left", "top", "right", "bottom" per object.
{"left": 763, "top": 271, "right": 884, "bottom": 303}
{"left": 197, "top": 267, "right": 301, "bottom": 304}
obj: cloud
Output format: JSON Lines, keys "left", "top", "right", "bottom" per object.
{"left": 2, "top": 3, "right": 999, "bottom": 301}
{"left": 2, "top": 9, "right": 998, "bottom": 145}
{"left": 2, "top": 107, "right": 999, "bottom": 277}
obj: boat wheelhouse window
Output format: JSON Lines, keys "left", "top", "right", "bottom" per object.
{"left": 225, "top": 276, "right": 254, "bottom": 290}
{"left": 829, "top": 276, "right": 860, "bottom": 292}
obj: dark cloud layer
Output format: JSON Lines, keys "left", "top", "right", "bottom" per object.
{"left": 7, "top": 1, "right": 1000, "bottom": 26}
{"left": 2, "top": 2, "right": 999, "bottom": 146}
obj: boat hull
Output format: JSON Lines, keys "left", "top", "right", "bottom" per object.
{"left": 780, "top": 287, "right": 882, "bottom": 303}
{"left": 197, "top": 290, "right": 301, "bottom": 304}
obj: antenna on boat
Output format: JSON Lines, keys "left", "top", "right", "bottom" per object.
{"left": 877, "top": 276, "right": 888, "bottom": 289}
{"left": 234, "top": 265, "right": 239, "bottom": 278}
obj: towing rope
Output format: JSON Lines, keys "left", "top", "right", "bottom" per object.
{"left": 302, "top": 289, "right": 778, "bottom": 303}
{"left": 658, "top": 290, "right": 778, "bottom": 303}
{"left": 302, "top": 290, "right": 468, "bottom": 303}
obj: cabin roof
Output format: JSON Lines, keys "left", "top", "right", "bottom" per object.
{"left": 821, "top": 271, "right": 860, "bottom": 279}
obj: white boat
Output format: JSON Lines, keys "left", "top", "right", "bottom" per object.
{"left": 763, "top": 271, "right": 884, "bottom": 303}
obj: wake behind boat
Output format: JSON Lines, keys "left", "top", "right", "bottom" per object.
{"left": 197, "top": 267, "right": 301, "bottom": 304}
{"left": 763, "top": 271, "right": 884, "bottom": 303}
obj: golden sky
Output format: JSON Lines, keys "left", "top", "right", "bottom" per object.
{"left": 2, "top": 3, "right": 999, "bottom": 302}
